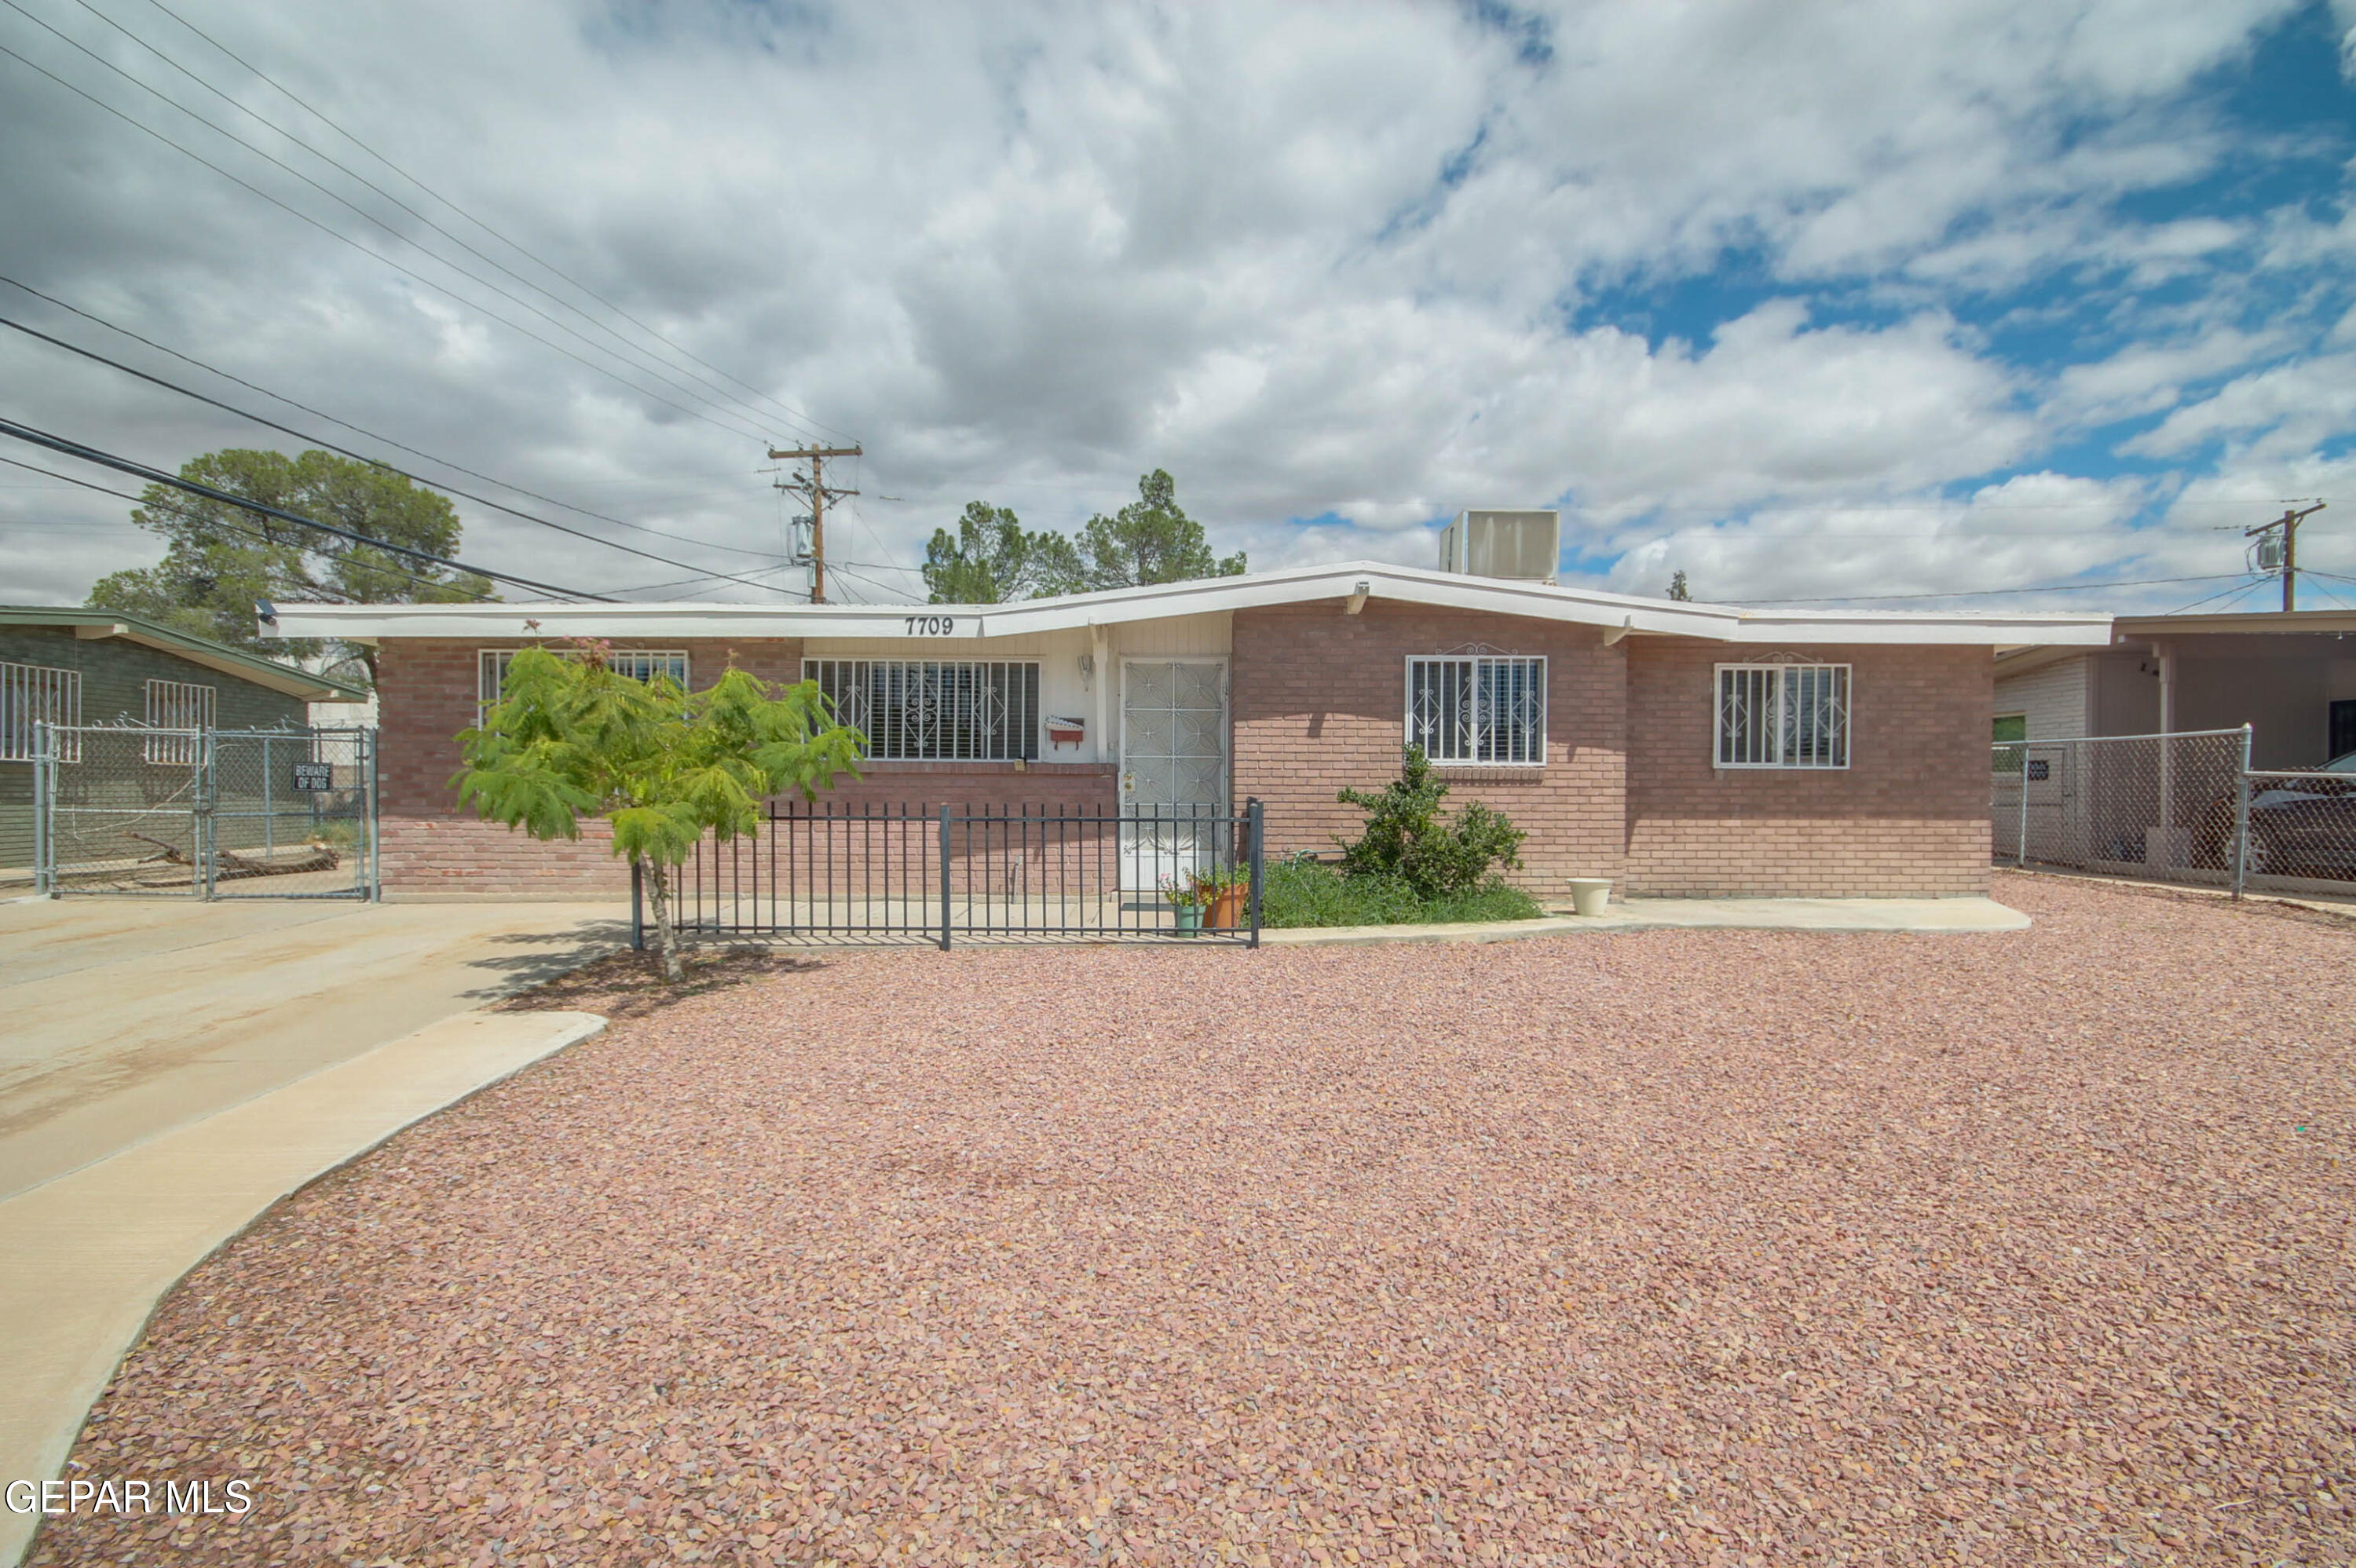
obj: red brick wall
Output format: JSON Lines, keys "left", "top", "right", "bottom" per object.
{"left": 375, "top": 639, "right": 1117, "bottom": 897}
{"left": 378, "top": 638, "right": 810, "bottom": 897}
{"left": 791, "top": 764, "right": 1122, "bottom": 897}
{"left": 1231, "top": 600, "right": 1628, "bottom": 890}
{"left": 382, "top": 625, "right": 1996, "bottom": 901}
{"left": 1623, "top": 640, "right": 1993, "bottom": 897}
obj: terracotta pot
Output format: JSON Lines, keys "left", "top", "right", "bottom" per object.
{"left": 1204, "top": 886, "right": 1249, "bottom": 930}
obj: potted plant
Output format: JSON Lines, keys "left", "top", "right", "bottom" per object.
{"left": 1161, "top": 871, "right": 1204, "bottom": 934}
{"left": 1190, "top": 862, "right": 1251, "bottom": 931}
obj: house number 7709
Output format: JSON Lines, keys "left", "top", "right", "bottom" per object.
{"left": 902, "top": 616, "right": 957, "bottom": 636}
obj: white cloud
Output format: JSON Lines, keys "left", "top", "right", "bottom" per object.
{"left": 2122, "top": 350, "right": 2356, "bottom": 459}
{"left": 0, "top": 0, "right": 2343, "bottom": 614}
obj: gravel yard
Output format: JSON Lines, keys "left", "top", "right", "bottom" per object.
{"left": 31, "top": 874, "right": 2356, "bottom": 1567}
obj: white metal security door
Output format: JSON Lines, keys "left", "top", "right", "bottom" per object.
{"left": 1119, "top": 659, "right": 1228, "bottom": 890}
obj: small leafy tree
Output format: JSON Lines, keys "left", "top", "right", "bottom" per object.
{"left": 455, "top": 642, "right": 863, "bottom": 982}
{"left": 1335, "top": 747, "right": 1527, "bottom": 897}
{"left": 1666, "top": 569, "right": 1692, "bottom": 601}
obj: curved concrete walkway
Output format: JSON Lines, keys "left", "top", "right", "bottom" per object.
{"left": 0, "top": 1006, "right": 604, "bottom": 1568}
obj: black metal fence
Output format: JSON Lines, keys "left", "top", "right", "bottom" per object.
{"left": 647, "top": 799, "right": 1267, "bottom": 947}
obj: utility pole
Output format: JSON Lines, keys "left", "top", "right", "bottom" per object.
{"left": 2247, "top": 501, "right": 2325, "bottom": 612}
{"left": 768, "top": 444, "right": 862, "bottom": 603}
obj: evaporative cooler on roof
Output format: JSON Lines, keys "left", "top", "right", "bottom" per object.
{"left": 1438, "top": 510, "right": 1561, "bottom": 583}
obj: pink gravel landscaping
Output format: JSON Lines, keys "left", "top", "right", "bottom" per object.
{"left": 29, "top": 874, "right": 2356, "bottom": 1567}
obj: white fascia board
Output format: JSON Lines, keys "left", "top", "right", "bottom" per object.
{"left": 265, "top": 601, "right": 970, "bottom": 641}
{"left": 264, "top": 561, "right": 2113, "bottom": 648}
{"left": 1724, "top": 612, "right": 2115, "bottom": 646}
{"left": 975, "top": 563, "right": 1724, "bottom": 638}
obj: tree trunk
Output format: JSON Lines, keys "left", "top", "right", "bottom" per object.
{"left": 642, "top": 856, "right": 685, "bottom": 984}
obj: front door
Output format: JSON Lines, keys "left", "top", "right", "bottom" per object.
{"left": 1119, "top": 659, "right": 1228, "bottom": 891}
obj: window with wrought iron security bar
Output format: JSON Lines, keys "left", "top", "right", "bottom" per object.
{"left": 1, "top": 660, "right": 80, "bottom": 761}
{"left": 1717, "top": 663, "right": 1849, "bottom": 769}
{"left": 1406, "top": 656, "right": 1546, "bottom": 765}
{"left": 478, "top": 649, "right": 689, "bottom": 711}
{"left": 807, "top": 660, "right": 1041, "bottom": 762}
{"left": 143, "top": 678, "right": 214, "bottom": 765}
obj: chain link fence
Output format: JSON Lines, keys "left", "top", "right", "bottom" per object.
{"left": 2241, "top": 766, "right": 2356, "bottom": 885}
{"left": 34, "top": 722, "right": 376, "bottom": 899}
{"left": 1993, "top": 726, "right": 2355, "bottom": 897}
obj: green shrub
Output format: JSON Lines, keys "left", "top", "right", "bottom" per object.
{"left": 1259, "top": 857, "right": 1543, "bottom": 928}
{"left": 1334, "top": 747, "right": 1527, "bottom": 897}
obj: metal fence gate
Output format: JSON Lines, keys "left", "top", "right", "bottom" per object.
{"left": 33, "top": 722, "right": 378, "bottom": 899}
{"left": 661, "top": 799, "right": 1267, "bottom": 946}
{"left": 1992, "top": 726, "right": 2356, "bottom": 897}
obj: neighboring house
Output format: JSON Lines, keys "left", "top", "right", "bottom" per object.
{"left": 0, "top": 606, "right": 367, "bottom": 873}
{"left": 1994, "top": 609, "right": 2356, "bottom": 766}
{"left": 271, "top": 557, "right": 2108, "bottom": 901}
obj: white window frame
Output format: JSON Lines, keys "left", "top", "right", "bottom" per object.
{"left": 478, "top": 649, "right": 690, "bottom": 711}
{"left": 1403, "top": 654, "right": 1548, "bottom": 766}
{"left": 1, "top": 660, "right": 81, "bottom": 762}
{"left": 1714, "top": 662, "right": 1851, "bottom": 770}
{"left": 144, "top": 678, "right": 215, "bottom": 766}
{"left": 804, "top": 658, "right": 1042, "bottom": 762}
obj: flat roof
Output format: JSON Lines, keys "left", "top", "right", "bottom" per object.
{"left": 0, "top": 605, "right": 368, "bottom": 700}
{"left": 1997, "top": 607, "right": 2356, "bottom": 674}
{"left": 2112, "top": 609, "right": 2356, "bottom": 636}
{"left": 263, "top": 561, "right": 2113, "bottom": 649}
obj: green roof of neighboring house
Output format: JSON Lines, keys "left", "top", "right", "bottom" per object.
{"left": 0, "top": 605, "right": 368, "bottom": 701}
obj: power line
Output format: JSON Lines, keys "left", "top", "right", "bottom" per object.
{"left": 0, "top": 451, "right": 529, "bottom": 601}
{"left": 2162, "top": 576, "right": 2274, "bottom": 615}
{"left": 120, "top": 0, "right": 851, "bottom": 445}
{"left": 0, "top": 275, "right": 783, "bottom": 560}
{"left": 609, "top": 559, "right": 806, "bottom": 598}
{"left": 0, "top": 34, "right": 781, "bottom": 446}
{"left": 28, "top": 0, "right": 810, "bottom": 445}
{"left": 0, "top": 417, "right": 606, "bottom": 600}
{"left": 0, "top": 0, "right": 778, "bottom": 444}
{"left": 0, "top": 309, "right": 792, "bottom": 593}
{"left": 60, "top": 0, "right": 815, "bottom": 442}
{"left": 827, "top": 561, "right": 916, "bottom": 602}
{"left": 1745, "top": 572, "right": 2248, "bottom": 605}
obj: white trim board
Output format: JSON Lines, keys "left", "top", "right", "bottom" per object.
{"left": 261, "top": 561, "right": 2113, "bottom": 649}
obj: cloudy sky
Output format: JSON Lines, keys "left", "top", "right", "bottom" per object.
{"left": 3, "top": 0, "right": 2354, "bottom": 613}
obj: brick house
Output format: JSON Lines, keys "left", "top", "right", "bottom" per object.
{"left": 268, "top": 562, "right": 2108, "bottom": 901}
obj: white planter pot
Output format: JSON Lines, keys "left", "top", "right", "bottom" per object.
{"left": 1564, "top": 876, "right": 1612, "bottom": 917}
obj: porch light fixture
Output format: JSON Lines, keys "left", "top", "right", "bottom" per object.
{"left": 1345, "top": 579, "right": 1371, "bottom": 615}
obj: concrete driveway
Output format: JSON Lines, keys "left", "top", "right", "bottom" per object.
{"left": 0, "top": 895, "right": 627, "bottom": 1202}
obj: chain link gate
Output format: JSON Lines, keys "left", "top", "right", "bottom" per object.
{"left": 1993, "top": 725, "right": 2356, "bottom": 898}
{"left": 33, "top": 722, "right": 378, "bottom": 899}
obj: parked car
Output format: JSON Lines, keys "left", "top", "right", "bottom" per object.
{"left": 2197, "top": 749, "right": 2356, "bottom": 881}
